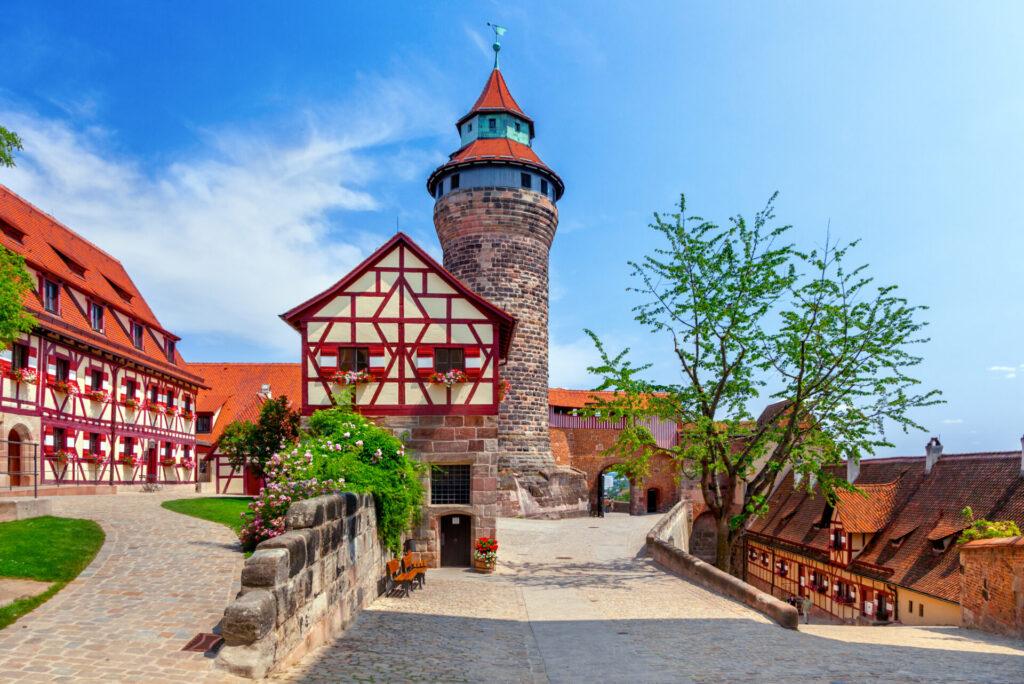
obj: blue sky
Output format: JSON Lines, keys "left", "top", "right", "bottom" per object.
{"left": 2, "top": 2, "right": 1023, "bottom": 458}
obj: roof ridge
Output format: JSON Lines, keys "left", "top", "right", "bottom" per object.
{"left": 0, "top": 184, "right": 126, "bottom": 267}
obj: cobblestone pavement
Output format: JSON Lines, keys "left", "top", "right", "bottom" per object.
{"left": 278, "top": 513, "right": 1024, "bottom": 683}
{"left": 0, "top": 489, "right": 243, "bottom": 684}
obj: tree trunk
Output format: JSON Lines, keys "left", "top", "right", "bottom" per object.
{"left": 715, "top": 516, "right": 733, "bottom": 574}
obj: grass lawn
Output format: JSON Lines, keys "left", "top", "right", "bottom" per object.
{"left": 0, "top": 516, "right": 105, "bottom": 630}
{"left": 162, "top": 497, "right": 251, "bottom": 537}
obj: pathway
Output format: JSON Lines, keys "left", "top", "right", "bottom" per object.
{"left": 277, "top": 513, "right": 1024, "bottom": 683}
{"left": 0, "top": 490, "right": 243, "bottom": 683}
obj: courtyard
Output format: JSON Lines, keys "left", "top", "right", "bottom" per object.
{"left": 0, "top": 496, "right": 1021, "bottom": 682}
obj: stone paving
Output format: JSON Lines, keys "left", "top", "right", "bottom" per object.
{"left": 0, "top": 489, "right": 243, "bottom": 683}
{"left": 276, "top": 513, "right": 1024, "bottom": 683}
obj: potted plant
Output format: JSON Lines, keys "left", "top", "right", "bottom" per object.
{"left": 9, "top": 367, "right": 38, "bottom": 385}
{"left": 181, "top": 409, "right": 194, "bottom": 420}
{"left": 122, "top": 396, "right": 141, "bottom": 411}
{"left": 497, "top": 379, "right": 510, "bottom": 402}
{"left": 428, "top": 369, "right": 470, "bottom": 388}
{"left": 330, "top": 369, "right": 375, "bottom": 386}
{"left": 87, "top": 389, "right": 109, "bottom": 403}
{"left": 52, "top": 379, "right": 78, "bottom": 395}
{"left": 146, "top": 401, "right": 165, "bottom": 415}
{"left": 164, "top": 405, "right": 178, "bottom": 417}
{"left": 473, "top": 537, "right": 498, "bottom": 573}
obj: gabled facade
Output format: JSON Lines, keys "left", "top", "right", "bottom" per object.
{"left": 281, "top": 232, "right": 515, "bottom": 417}
{"left": 0, "top": 184, "right": 202, "bottom": 488}
{"left": 188, "top": 362, "right": 301, "bottom": 495}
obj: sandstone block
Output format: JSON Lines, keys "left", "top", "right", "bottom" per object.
{"left": 257, "top": 533, "right": 307, "bottom": 578}
{"left": 241, "top": 549, "right": 290, "bottom": 588}
{"left": 222, "top": 589, "right": 277, "bottom": 645}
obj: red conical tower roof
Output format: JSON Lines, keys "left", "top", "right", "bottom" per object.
{"left": 456, "top": 69, "right": 534, "bottom": 135}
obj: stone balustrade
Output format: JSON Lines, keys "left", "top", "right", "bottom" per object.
{"left": 215, "top": 492, "right": 387, "bottom": 679}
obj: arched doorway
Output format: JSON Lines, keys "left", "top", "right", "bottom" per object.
{"left": 593, "top": 465, "right": 631, "bottom": 517}
{"left": 7, "top": 428, "right": 22, "bottom": 487}
{"left": 439, "top": 513, "right": 472, "bottom": 567}
{"left": 646, "top": 487, "right": 659, "bottom": 513}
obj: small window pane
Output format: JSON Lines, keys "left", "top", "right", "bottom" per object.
{"left": 90, "top": 433, "right": 100, "bottom": 454}
{"left": 44, "top": 281, "right": 59, "bottom": 313}
{"left": 133, "top": 324, "right": 144, "bottom": 349}
{"left": 55, "top": 358, "right": 69, "bottom": 382}
{"left": 12, "top": 344, "right": 28, "bottom": 370}
{"left": 339, "top": 347, "right": 369, "bottom": 372}
{"left": 489, "top": 118, "right": 496, "bottom": 130}
{"left": 91, "top": 370, "right": 102, "bottom": 391}
{"left": 450, "top": 173, "right": 460, "bottom": 190}
{"left": 434, "top": 348, "right": 464, "bottom": 373}
{"left": 196, "top": 414, "right": 212, "bottom": 433}
{"left": 541, "top": 179, "right": 548, "bottom": 196}
{"left": 521, "top": 173, "right": 532, "bottom": 189}
{"left": 91, "top": 303, "right": 103, "bottom": 331}
{"left": 431, "top": 465, "right": 471, "bottom": 504}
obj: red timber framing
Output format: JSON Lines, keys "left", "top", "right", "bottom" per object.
{"left": 281, "top": 232, "right": 516, "bottom": 416}
{"left": 1, "top": 330, "right": 202, "bottom": 486}
{"left": 744, "top": 537, "right": 897, "bottom": 623}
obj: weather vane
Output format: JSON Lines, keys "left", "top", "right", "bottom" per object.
{"left": 487, "top": 22, "right": 507, "bottom": 69}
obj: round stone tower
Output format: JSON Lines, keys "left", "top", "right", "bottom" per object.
{"left": 428, "top": 64, "right": 586, "bottom": 517}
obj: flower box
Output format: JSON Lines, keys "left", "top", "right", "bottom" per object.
{"left": 473, "top": 536, "right": 498, "bottom": 572}
{"left": 428, "top": 369, "right": 470, "bottom": 388}
{"left": 52, "top": 450, "right": 73, "bottom": 467}
{"left": 330, "top": 369, "right": 376, "bottom": 386}
{"left": 52, "top": 380, "right": 79, "bottom": 395}
{"left": 122, "top": 397, "right": 141, "bottom": 410}
{"left": 181, "top": 410, "right": 194, "bottom": 421}
{"left": 80, "top": 454, "right": 104, "bottom": 464}
{"left": 8, "top": 367, "right": 38, "bottom": 385}
{"left": 119, "top": 457, "right": 139, "bottom": 467}
{"left": 164, "top": 406, "right": 178, "bottom": 417}
{"left": 146, "top": 402, "right": 165, "bottom": 414}
{"left": 160, "top": 459, "right": 177, "bottom": 467}
{"left": 87, "top": 390, "right": 109, "bottom": 403}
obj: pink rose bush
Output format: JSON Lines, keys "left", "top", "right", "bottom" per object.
{"left": 239, "top": 404, "right": 425, "bottom": 554}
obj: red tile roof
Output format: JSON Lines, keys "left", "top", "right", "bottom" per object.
{"left": 547, "top": 387, "right": 672, "bottom": 410}
{"left": 456, "top": 69, "right": 532, "bottom": 130}
{"left": 187, "top": 363, "right": 301, "bottom": 448}
{"left": 427, "top": 137, "right": 565, "bottom": 199}
{"left": 749, "top": 451, "right": 1024, "bottom": 602}
{"left": 835, "top": 481, "right": 900, "bottom": 533}
{"left": 0, "top": 184, "right": 202, "bottom": 386}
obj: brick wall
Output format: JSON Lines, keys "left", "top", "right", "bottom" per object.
{"left": 960, "top": 536, "right": 1024, "bottom": 638}
{"left": 549, "top": 426, "right": 679, "bottom": 515}
{"left": 376, "top": 414, "right": 498, "bottom": 567}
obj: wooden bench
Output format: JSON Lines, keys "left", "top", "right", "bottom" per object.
{"left": 386, "top": 553, "right": 429, "bottom": 597}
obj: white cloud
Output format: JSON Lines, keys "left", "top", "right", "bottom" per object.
{"left": 0, "top": 76, "right": 451, "bottom": 356}
{"left": 549, "top": 336, "right": 603, "bottom": 389}
{"left": 942, "top": 418, "right": 964, "bottom": 424}
{"left": 987, "top": 365, "right": 1018, "bottom": 378}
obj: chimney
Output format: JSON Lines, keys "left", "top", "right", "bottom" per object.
{"left": 846, "top": 457, "right": 860, "bottom": 484}
{"left": 261, "top": 383, "right": 272, "bottom": 398}
{"left": 925, "top": 437, "right": 942, "bottom": 475}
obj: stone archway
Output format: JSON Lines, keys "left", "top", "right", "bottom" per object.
{"left": 592, "top": 462, "right": 636, "bottom": 517}
{"left": 5, "top": 424, "right": 34, "bottom": 488}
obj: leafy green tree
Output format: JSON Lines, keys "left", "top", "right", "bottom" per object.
{"left": 0, "top": 247, "right": 36, "bottom": 351}
{"left": 0, "top": 125, "right": 22, "bottom": 168}
{"left": 220, "top": 395, "right": 301, "bottom": 479}
{"left": 586, "top": 193, "right": 940, "bottom": 572}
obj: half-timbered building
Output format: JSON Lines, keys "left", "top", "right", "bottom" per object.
{"left": 188, "top": 362, "right": 301, "bottom": 495}
{"left": 281, "top": 232, "right": 516, "bottom": 566}
{"left": 0, "top": 185, "right": 202, "bottom": 489}
{"left": 744, "top": 439, "right": 1024, "bottom": 625}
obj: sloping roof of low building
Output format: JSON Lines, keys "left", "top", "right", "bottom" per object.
{"left": 834, "top": 481, "right": 901, "bottom": 533}
{"left": 187, "top": 363, "right": 301, "bottom": 449}
{"left": 749, "top": 450, "right": 1024, "bottom": 602}
{"left": 0, "top": 184, "right": 202, "bottom": 386}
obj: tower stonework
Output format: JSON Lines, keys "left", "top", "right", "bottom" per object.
{"left": 428, "top": 68, "right": 587, "bottom": 517}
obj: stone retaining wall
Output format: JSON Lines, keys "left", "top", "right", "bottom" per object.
{"left": 216, "top": 492, "right": 387, "bottom": 679}
{"left": 646, "top": 503, "right": 798, "bottom": 630}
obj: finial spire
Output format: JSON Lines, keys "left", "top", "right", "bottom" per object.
{"left": 487, "top": 23, "right": 507, "bottom": 69}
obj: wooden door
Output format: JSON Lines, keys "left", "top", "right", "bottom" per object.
{"left": 7, "top": 429, "right": 21, "bottom": 487}
{"left": 244, "top": 464, "right": 264, "bottom": 495}
{"left": 146, "top": 447, "right": 157, "bottom": 482}
{"left": 439, "top": 514, "right": 471, "bottom": 567}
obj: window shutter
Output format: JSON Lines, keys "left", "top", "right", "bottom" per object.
{"left": 46, "top": 355, "right": 57, "bottom": 384}
{"left": 118, "top": 435, "right": 125, "bottom": 457}
{"left": 43, "top": 426, "right": 54, "bottom": 454}
{"left": 98, "top": 437, "right": 107, "bottom": 459}
{"left": 415, "top": 346, "right": 435, "bottom": 378}
{"left": 134, "top": 380, "right": 142, "bottom": 402}
{"left": 0, "top": 348, "right": 11, "bottom": 371}
{"left": 27, "top": 346, "right": 38, "bottom": 369}
{"left": 318, "top": 347, "right": 338, "bottom": 376}
{"left": 102, "top": 371, "right": 110, "bottom": 393}
{"left": 66, "top": 429, "right": 78, "bottom": 455}
{"left": 368, "top": 346, "right": 386, "bottom": 377}
{"left": 68, "top": 365, "right": 77, "bottom": 385}
{"left": 120, "top": 377, "right": 128, "bottom": 402}
{"left": 464, "top": 346, "right": 481, "bottom": 377}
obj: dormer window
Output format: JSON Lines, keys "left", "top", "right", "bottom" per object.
{"left": 43, "top": 280, "right": 59, "bottom": 313}
{"left": 133, "top": 323, "right": 144, "bottom": 349}
{"left": 51, "top": 247, "right": 86, "bottom": 277}
{"left": 489, "top": 118, "right": 496, "bottom": 130}
{"left": 165, "top": 338, "right": 175, "bottom": 361}
{"left": 90, "top": 302, "right": 104, "bottom": 332}
{"left": 467, "top": 122, "right": 473, "bottom": 132}
{"left": 0, "top": 219, "right": 25, "bottom": 243}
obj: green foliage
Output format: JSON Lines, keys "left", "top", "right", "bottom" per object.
{"left": 0, "top": 516, "right": 105, "bottom": 629}
{"left": 240, "top": 403, "right": 425, "bottom": 556}
{"left": 958, "top": 506, "right": 1021, "bottom": 546}
{"left": 0, "top": 125, "right": 22, "bottom": 168}
{"left": 0, "top": 246, "right": 37, "bottom": 351}
{"left": 586, "top": 193, "right": 941, "bottom": 571}
{"left": 220, "top": 395, "right": 301, "bottom": 479}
